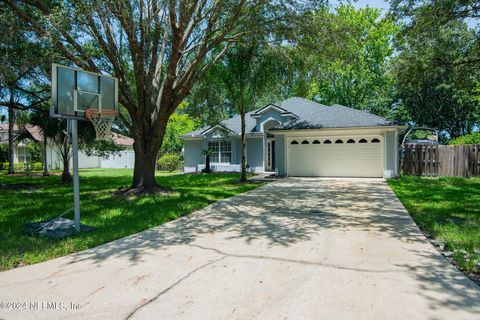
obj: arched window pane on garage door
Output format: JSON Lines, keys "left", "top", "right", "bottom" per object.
{"left": 347, "top": 139, "right": 355, "bottom": 143}
{"left": 335, "top": 139, "right": 343, "bottom": 144}
{"left": 312, "top": 140, "right": 320, "bottom": 144}
{"left": 291, "top": 140, "right": 298, "bottom": 145}
{"left": 324, "top": 139, "right": 332, "bottom": 144}
{"left": 371, "top": 138, "right": 380, "bottom": 143}
{"left": 301, "top": 140, "right": 310, "bottom": 144}
{"left": 359, "top": 139, "right": 368, "bottom": 143}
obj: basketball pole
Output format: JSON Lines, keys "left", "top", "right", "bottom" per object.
{"left": 71, "top": 119, "right": 81, "bottom": 233}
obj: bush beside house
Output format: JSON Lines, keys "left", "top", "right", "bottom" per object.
{"left": 157, "top": 153, "right": 183, "bottom": 171}
{"left": 0, "top": 162, "right": 43, "bottom": 171}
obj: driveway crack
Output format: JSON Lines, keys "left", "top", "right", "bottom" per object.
{"left": 188, "top": 244, "right": 403, "bottom": 274}
{"left": 124, "top": 255, "right": 226, "bottom": 320}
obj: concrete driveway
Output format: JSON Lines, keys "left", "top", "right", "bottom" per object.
{"left": 1, "top": 178, "right": 479, "bottom": 320}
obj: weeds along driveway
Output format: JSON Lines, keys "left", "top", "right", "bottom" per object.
{"left": 1, "top": 178, "right": 479, "bottom": 320}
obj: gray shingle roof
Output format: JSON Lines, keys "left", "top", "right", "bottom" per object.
{"left": 182, "top": 97, "right": 395, "bottom": 137}
{"left": 273, "top": 99, "right": 394, "bottom": 130}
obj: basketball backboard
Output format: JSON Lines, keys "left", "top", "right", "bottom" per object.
{"left": 51, "top": 63, "right": 118, "bottom": 120}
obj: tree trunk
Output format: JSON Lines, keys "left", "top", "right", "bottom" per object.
{"left": 240, "top": 110, "right": 247, "bottom": 182}
{"left": 61, "top": 140, "right": 71, "bottom": 183}
{"left": 132, "top": 149, "right": 158, "bottom": 191}
{"left": 7, "top": 89, "right": 15, "bottom": 174}
{"left": 43, "top": 137, "right": 49, "bottom": 176}
{"left": 61, "top": 157, "right": 71, "bottom": 183}
{"left": 129, "top": 121, "right": 166, "bottom": 192}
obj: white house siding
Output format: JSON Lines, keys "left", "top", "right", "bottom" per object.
{"left": 46, "top": 145, "right": 135, "bottom": 170}
{"left": 78, "top": 152, "right": 101, "bottom": 168}
{"left": 274, "top": 134, "right": 286, "bottom": 175}
{"left": 246, "top": 137, "right": 264, "bottom": 173}
{"left": 183, "top": 139, "right": 203, "bottom": 173}
{"left": 101, "top": 150, "right": 135, "bottom": 169}
{"left": 384, "top": 130, "right": 398, "bottom": 178}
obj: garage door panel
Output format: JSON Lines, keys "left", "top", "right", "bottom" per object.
{"left": 288, "top": 136, "right": 383, "bottom": 177}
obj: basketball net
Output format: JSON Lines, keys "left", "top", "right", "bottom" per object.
{"left": 85, "top": 109, "right": 118, "bottom": 141}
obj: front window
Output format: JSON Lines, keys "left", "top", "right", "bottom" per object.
{"left": 17, "top": 146, "right": 31, "bottom": 163}
{"left": 208, "top": 140, "right": 231, "bottom": 163}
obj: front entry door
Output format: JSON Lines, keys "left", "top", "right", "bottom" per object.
{"left": 266, "top": 139, "right": 275, "bottom": 171}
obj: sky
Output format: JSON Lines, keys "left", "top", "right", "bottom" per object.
{"left": 332, "top": 0, "right": 390, "bottom": 12}
{"left": 332, "top": 0, "right": 477, "bottom": 27}
{"left": 350, "top": 0, "right": 390, "bottom": 10}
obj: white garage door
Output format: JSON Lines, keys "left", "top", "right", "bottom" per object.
{"left": 287, "top": 136, "right": 383, "bottom": 177}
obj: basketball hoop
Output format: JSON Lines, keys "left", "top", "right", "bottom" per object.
{"left": 85, "top": 109, "right": 118, "bottom": 141}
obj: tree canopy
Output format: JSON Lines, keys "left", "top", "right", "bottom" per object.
{"left": 390, "top": 0, "right": 480, "bottom": 138}
{"left": 288, "top": 5, "right": 398, "bottom": 116}
{"left": 1, "top": 0, "right": 480, "bottom": 185}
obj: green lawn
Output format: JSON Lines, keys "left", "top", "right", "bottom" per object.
{"left": 388, "top": 176, "right": 480, "bottom": 273}
{"left": 0, "top": 169, "right": 263, "bottom": 271}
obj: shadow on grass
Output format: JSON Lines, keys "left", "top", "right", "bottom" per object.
{"left": 0, "top": 170, "right": 261, "bottom": 270}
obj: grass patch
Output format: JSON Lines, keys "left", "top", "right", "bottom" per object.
{"left": 388, "top": 176, "right": 480, "bottom": 273}
{"left": 0, "top": 169, "right": 263, "bottom": 270}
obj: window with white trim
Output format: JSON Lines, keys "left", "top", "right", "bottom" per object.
{"left": 208, "top": 141, "right": 231, "bottom": 163}
{"left": 17, "top": 146, "right": 31, "bottom": 163}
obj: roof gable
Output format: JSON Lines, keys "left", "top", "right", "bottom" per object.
{"left": 201, "top": 124, "right": 235, "bottom": 136}
{"left": 251, "top": 104, "right": 298, "bottom": 119}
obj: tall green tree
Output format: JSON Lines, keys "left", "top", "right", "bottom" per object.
{"left": 194, "top": 40, "right": 287, "bottom": 182}
{"left": 29, "top": 107, "right": 61, "bottom": 176}
{"left": 0, "top": 6, "right": 49, "bottom": 173}
{"left": 391, "top": 1, "right": 480, "bottom": 137}
{"left": 3, "top": 0, "right": 273, "bottom": 193}
{"left": 161, "top": 104, "right": 198, "bottom": 154}
{"left": 290, "top": 5, "right": 398, "bottom": 115}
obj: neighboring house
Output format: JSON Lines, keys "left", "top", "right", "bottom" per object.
{"left": 0, "top": 124, "right": 31, "bottom": 163}
{"left": 0, "top": 123, "right": 135, "bottom": 169}
{"left": 181, "top": 97, "right": 406, "bottom": 178}
{"left": 46, "top": 132, "right": 135, "bottom": 170}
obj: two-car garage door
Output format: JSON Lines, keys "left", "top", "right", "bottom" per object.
{"left": 287, "top": 136, "right": 383, "bottom": 177}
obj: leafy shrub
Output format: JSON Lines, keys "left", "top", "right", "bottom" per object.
{"left": 157, "top": 153, "right": 182, "bottom": 171}
{"left": 449, "top": 132, "right": 480, "bottom": 145}
{"left": 27, "top": 143, "right": 43, "bottom": 162}
{"left": 32, "top": 162, "right": 43, "bottom": 171}
{"left": 14, "top": 163, "right": 26, "bottom": 171}
{"left": 0, "top": 162, "right": 8, "bottom": 170}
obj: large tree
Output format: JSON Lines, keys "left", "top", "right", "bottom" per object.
{"left": 287, "top": 5, "right": 398, "bottom": 116}
{"left": 390, "top": 0, "right": 480, "bottom": 137}
{"left": 225, "top": 43, "right": 287, "bottom": 182}
{"left": 0, "top": 6, "right": 49, "bottom": 174}
{"left": 3, "top": 0, "right": 271, "bottom": 192}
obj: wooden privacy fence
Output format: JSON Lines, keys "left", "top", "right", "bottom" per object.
{"left": 402, "top": 144, "right": 480, "bottom": 177}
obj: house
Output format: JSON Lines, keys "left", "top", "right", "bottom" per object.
{"left": 46, "top": 132, "right": 135, "bottom": 170}
{"left": 181, "top": 97, "right": 406, "bottom": 178}
{"left": 0, "top": 123, "right": 135, "bottom": 169}
{"left": 0, "top": 124, "right": 32, "bottom": 163}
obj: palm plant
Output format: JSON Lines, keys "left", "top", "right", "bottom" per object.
{"left": 201, "top": 149, "right": 213, "bottom": 173}
{"left": 30, "top": 108, "right": 61, "bottom": 176}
